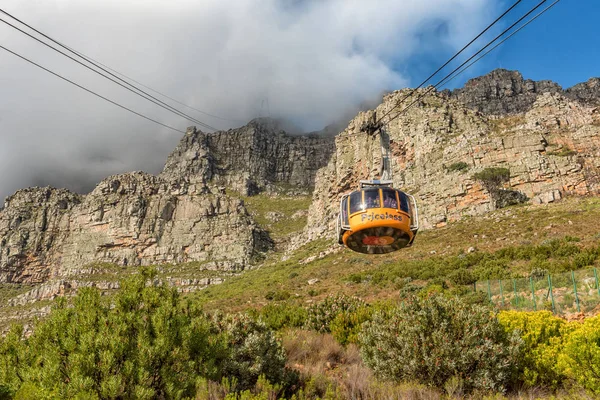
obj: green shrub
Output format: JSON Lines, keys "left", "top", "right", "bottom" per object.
{"left": 573, "top": 250, "right": 597, "bottom": 269}
{"left": 0, "top": 268, "right": 296, "bottom": 398}
{"left": 347, "top": 273, "right": 363, "bottom": 284}
{"left": 449, "top": 268, "right": 476, "bottom": 286}
{"left": 548, "top": 147, "right": 577, "bottom": 157}
{"left": 250, "top": 303, "right": 307, "bottom": 331}
{"left": 558, "top": 316, "right": 600, "bottom": 393}
{"left": 460, "top": 290, "right": 489, "bottom": 305}
{"left": 498, "top": 310, "right": 567, "bottom": 388}
{"left": 304, "top": 295, "right": 366, "bottom": 333}
{"left": 493, "top": 189, "right": 528, "bottom": 208}
{"left": 447, "top": 162, "right": 469, "bottom": 172}
{"left": 210, "top": 313, "right": 296, "bottom": 391}
{"left": 473, "top": 258, "right": 511, "bottom": 280}
{"left": 0, "top": 269, "right": 224, "bottom": 399}
{"left": 359, "top": 294, "right": 521, "bottom": 394}
{"left": 264, "top": 290, "right": 291, "bottom": 301}
{"left": 472, "top": 167, "right": 527, "bottom": 208}
{"left": 418, "top": 283, "right": 446, "bottom": 298}
{"left": 0, "top": 385, "right": 11, "bottom": 400}
{"left": 329, "top": 306, "right": 373, "bottom": 346}
{"left": 472, "top": 167, "right": 510, "bottom": 189}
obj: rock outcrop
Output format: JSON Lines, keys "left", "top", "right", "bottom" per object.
{"left": 161, "top": 119, "right": 335, "bottom": 195}
{"left": 564, "top": 78, "right": 600, "bottom": 105}
{"left": 0, "top": 172, "right": 270, "bottom": 284}
{"left": 449, "top": 70, "right": 600, "bottom": 116}
{"left": 449, "top": 69, "right": 562, "bottom": 115}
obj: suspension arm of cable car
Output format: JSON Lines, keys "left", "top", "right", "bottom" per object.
{"left": 336, "top": 120, "right": 419, "bottom": 254}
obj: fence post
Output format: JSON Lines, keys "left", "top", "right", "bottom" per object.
{"left": 530, "top": 276, "right": 537, "bottom": 311}
{"left": 594, "top": 268, "right": 600, "bottom": 297}
{"left": 499, "top": 279, "right": 504, "bottom": 306}
{"left": 487, "top": 280, "right": 492, "bottom": 303}
{"left": 548, "top": 274, "right": 556, "bottom": 314}
{"left": 474, "top": 281, "right": 477, "bottom": 293}
{"left": 572, "top": 270, "right": 581, "bottom": 313}
{"left": 513, "top": 279, "right": 518, "bottom": 308}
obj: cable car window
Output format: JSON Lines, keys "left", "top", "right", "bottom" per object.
{"left": 382, "top": 189, "right": 398, "bottom": 209}
{"left": 398, "top": 191, "right": 410, "bottom": 213}
{"left": 349, "top": 191, "right": 363, "bottom": 214}
{"left": 342, "top": 197, "right": 349, "bottom": 225}
{"left": 364, "top": 189, "right": 381, "bottom": 209}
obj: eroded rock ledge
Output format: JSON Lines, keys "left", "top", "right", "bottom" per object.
{"left": 0, "top": 172, "right": 269, "bottom": 283}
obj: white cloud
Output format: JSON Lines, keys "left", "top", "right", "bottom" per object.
{"left": 0, "top": 0, "right": 499, "bottom": 201}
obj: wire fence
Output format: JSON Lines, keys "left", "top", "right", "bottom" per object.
{"left": 474, "top": 268, "right": 600, "bottom": 315}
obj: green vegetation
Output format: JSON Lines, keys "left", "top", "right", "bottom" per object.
{"left": 447, "top": 161, "right": 469, "bottom": 172}
{"left": 344, "top": 237, "right": 600, "bottom": 291}
{"left": 472, "top": 167, "right": 510, "bottom": 189}
{"left": 304, "top": 294, "right": 366, "bottom": 334}
{"left": 498, "top": 311, "right": 600, "bottom": 394}
{"left": 0, "top": 269, "right": 294, "bottom": 399}
{"left": 4, "top": 194, "right": 600, "bottom": 397}
{"left": 548, "top": 147, "right": 577, "bottom": 157}
{"left": 2, "top": 270, "right": 600, "bottom": 398}
{"left": 472, "top": 167, "right": 528, "bottom": 208}
{"left": 248, "top": 303, "right": 307, "bottom": 331}
{"left": 361, "top": 295, "right": 521, "bottom": 394}
{"left": 498, "top": 310, "right": 567, "bottom": 388}
{"left": 241, "top": 192, "right": 312, "bottom": 239}
{"left": 559, "top": 315, "right": 600, "bottom": 393}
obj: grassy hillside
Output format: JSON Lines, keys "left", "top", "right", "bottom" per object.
{"left": 194, "top": 196, "right": 600, "bottom": 314}
{"left": 2, "top": 195, "right": 600, "bottom": 325}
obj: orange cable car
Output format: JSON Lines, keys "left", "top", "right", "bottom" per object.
{"left": 337, "top": 180, "right": 419, "bottom": 254}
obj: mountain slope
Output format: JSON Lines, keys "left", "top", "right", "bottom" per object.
{"left": 0, "top": 68, "right": 599, "bottom": 307}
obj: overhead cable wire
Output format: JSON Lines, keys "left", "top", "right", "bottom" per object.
{"left": 380, "top": 0, "right": 553, "bottom": 128}
{"left": 0, "top": 9, "right": 219, "bottom": 132}
{"left": 65, "top": 46, "right": 242, "bottom": 123}
{"left": 0, "top": 43, "right": 185, "bottom": 134}
{"left": 439, "top": 0, "right": 562, "bottom": 88}
{"left": 374, "top": 0, "right": 525, "bottom": 125}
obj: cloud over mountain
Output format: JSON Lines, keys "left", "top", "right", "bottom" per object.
{"left": 0, "top": 0, "right": 498, "bottom": 201}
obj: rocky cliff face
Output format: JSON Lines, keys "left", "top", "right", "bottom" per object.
{"left": 307, "top": 72, "right": 600, "bottom": 239}
{"left": 449, "top": 69, "right": 561, "bottom": 115}
{"left": 161, "top": 119, "right": 335, "bottom": 195}
{"left": 0, "top": 172, "right": 270, "bottom": 284}
{"left": 0, "top": 118, "right": 335, "bottom": 286}
{"left": 564, "top": 78, "right": 600, "bottom": 105}
{"left": 449, "top": 69, "right": 600, "bottom": 115}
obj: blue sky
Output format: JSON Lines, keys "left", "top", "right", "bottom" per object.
{"left": 408, "top": 0, "right": 600, "bottom": 90}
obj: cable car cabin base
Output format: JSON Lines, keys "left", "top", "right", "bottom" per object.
{"left": 337, "top": 180, "right": 419, "bottom": 255}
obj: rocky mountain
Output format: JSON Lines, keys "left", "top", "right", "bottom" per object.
{"left": 0, "top": 173, "right": 267, "bottom": 284}
{"left": 0, "top": 121, "right": 334, "bottom": 285}
{"left": 1, "top": 68, "right": 599, "bottom": 294}
{"left": 448, "top": 69, "right": 600, "bottom": 115}
{"left": 307, "top": 71, "right": 600, "bottom": 239}
{"left": 161, "top": 119, "right": 335, "bottom": 195}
